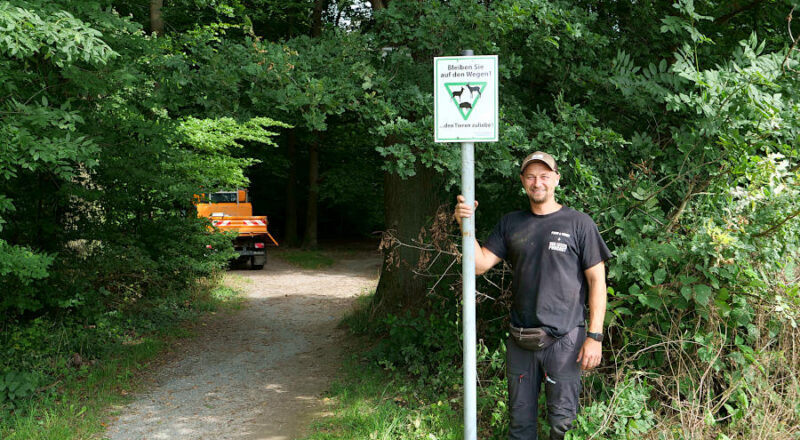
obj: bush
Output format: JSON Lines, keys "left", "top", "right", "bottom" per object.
{"left": 567, "top": 375, "right": 655, "bottom": 439}
{"left": 370, "top": 310, "right": 463, "bottom": 393}
{"left": 0, "top": 371, "right": 39, "bottom": 408}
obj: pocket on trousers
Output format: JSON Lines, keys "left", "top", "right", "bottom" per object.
{"left": 506, "top": 337, "right": 532, "bottom": 378}
{"left": 544, "top": 374, "right": 581, "bottom": 415}
{"left": 506, "top": 338, "right": 534, "bottom": 412}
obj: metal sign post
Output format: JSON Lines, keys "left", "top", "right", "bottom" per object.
{"left": 434, "top": 50, "right": 498, "bottom": 440}
{"left": 460, "top": 92, "right": 477, "bottom": 440}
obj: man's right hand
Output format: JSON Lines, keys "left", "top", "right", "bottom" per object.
{"left": 454, "top": 195, "right": 479, "bottom": 228}
{"left": 453, "top": 195, "right": 501, "bottom": 274}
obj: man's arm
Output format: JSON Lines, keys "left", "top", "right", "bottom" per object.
{"left": 474, "top": 242, "right": 502, "bottom": 275}
{"left": 577, "top": 261, "right": 607, "bottom": 370}
{"left": 454, "top": 195, "right": 502, "bottom": 275}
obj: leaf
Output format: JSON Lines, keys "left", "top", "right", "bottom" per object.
{"left": 715, "top": 300, "right": 731, "bottom": 316}
{"left": 694, "top": 284, "right": 712, "bottom": 306}
{"left": 638, "top": 291, "right": 662, "bottom": 309}
{"left": 653, "top": 268, "right": 667, "bottom": 285}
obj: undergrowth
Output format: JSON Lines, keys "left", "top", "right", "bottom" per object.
{"left": 0, "top": 274, "right": 242, "bottom": 439}
{"left": 308, "top": 264, "right": 800, "bottom": 439}
{"left": 304, "top": 357, "right": 463, "bottom": 440}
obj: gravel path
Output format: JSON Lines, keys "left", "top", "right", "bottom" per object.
{"left": 103, "top": 250, "right": 381, "bottom": 440}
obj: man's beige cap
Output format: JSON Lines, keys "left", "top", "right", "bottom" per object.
{"left": 520, "top": 151, "right": 558, "bottom": 173}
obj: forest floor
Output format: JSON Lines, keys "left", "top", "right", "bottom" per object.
{"left": 102, "top": 247, "right": 382, "bottom": 440}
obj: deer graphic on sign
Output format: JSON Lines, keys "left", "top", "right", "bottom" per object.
{"left": 444, "top": 82, "right": 487, "bottom": 120}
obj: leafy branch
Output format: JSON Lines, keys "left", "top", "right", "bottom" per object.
{"left": 753, "top": 207, "right": 800, "bottom": 238}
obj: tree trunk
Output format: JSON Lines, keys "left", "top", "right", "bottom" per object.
{"left": 284, "top": 129, "right": 299, "bottom": 247}
{"left": 371, "top": 0, "right": 388, "bottom": 11}
{"left": 311, "top": 0, "right": 326, "bottom": 37}
{"left": 302, "top": 137, "right": 320, "bottom": 249}
{"left": 335, "top": 4, "right": 343, "bottom": 27}
{"left": 150, "top": 0, "right": 164, "bottom": 36}
{"left": 373, "top": 163, "right": 443, "bottom": 314}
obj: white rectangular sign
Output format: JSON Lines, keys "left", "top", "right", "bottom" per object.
{"left": 434, "top": 55, "right": 498, "bottom": 143}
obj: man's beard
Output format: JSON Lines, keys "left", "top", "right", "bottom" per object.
{"left": 528, "top": 188, "right": 547, "bottom": 203}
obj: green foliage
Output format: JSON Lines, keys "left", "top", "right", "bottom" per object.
{"left": 567, "top": 376, "right": 656, "bottom": 439}
{"left": 180, "top": 116, "right": 288, "bottom": 153}
{"left": 0, "top": 242, "right": 52, "bottom": 312}
{"left": 0, "top": 2, "right": 117, "bottom": 66}
{"left": 252, "top": 32, "right": 377, "bottom": 131}
{"left": 0, "top": 0, "right": 285, "bottom": 313}
{"left": 370, "top": 0, "right": 608, "bottom": 183}
{"left": 176, "top": 116, "right": 289, "bottom": 189}
{"left": 0, "top": 0, "right": 115, "bottom": 313}
{"left": 2, "top": 0, "right": 799, "bottom": 437}
{"left": 352, "top": 1, "right": 800, "bottom": 438}
{"left": 0, "top": 273, "right": 243, "bottom": 412}
{"left": 371, "top": 310, "right": 462, "bottom": 392}
{"left": 302, "top": 357, "right": 463, "bottom": 440}
{"left": 0, "top": 370, "right": 39, "bottom": 407}
{"left": 0, "top": 0, "right": 285, "bottom": 413}
{"left": 0, "top": 276, "right": 243, "bottom": 438}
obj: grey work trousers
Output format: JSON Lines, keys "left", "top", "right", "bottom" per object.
{"left": 506, "top": 326, "right": 584, "bottom": 440}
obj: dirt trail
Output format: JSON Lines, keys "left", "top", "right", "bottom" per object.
{"left": 104, "top": 250, "right": 381, "bottom": 440}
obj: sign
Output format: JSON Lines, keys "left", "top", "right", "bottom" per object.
{"left": 434, "top": 55, "right": 498, "bottom": 143}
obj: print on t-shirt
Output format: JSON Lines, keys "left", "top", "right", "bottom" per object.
{"left": 548, "top": 231, "right": 571, "bottom": 253}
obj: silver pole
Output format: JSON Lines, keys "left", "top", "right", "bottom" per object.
{"left": 461, "top": 49, "right": 477, "bottom": 440}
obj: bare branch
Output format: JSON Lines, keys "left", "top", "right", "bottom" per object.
{"left": 783, "top": 8, "right": 799, "bottom": 74}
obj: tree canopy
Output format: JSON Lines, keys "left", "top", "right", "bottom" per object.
{"left": 2, "top": 0, "right": 799, "bottom": 437}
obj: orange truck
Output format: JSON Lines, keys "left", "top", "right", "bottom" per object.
{"left": 196, "top": 189, "right": 279, "bottom": 269}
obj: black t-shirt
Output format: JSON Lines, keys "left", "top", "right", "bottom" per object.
{"left": 484, "top": 206, "right": 612, "bottom": 336}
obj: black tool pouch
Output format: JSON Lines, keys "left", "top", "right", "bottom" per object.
{"left": 510, "top": 325, "right": 557, "bottom": 351}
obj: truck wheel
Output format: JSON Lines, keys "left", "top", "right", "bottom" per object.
{"left": 250, "top": 255, "right": 265, "bottom": 270}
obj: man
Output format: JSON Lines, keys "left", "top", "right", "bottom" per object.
{"left": 454, "top": 151, "right": 612, "bottom": 440}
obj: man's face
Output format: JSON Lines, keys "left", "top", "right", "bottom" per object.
{"left": 520, "top": 162, "right": 559, "bottom": 204}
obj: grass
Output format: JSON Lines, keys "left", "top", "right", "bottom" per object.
{"left": 339, "top": 290, "right": 379, "bottom": 335}
{"left": 303, "top": 290, "right": 466, "bottom": 440}
{"left": 2, "top": 337, "right": 165, "bottom": 439}
{"left": 278, "top": 249, "right": 337, "bottom": 269}
{"left": 301, "top": 357, "right": 462, "bottom": 440}
{"left": 193, "top": 282, "right": 245, "bottom": 312}
{"left": 309, "top": 295, "right": 800, "bottom": 440}
{"left": 0, "top": 280, "right": 244, "bottom": 439}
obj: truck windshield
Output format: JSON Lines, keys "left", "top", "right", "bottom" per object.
{"left": 210, "top": 192, "right": 238, "bottom": 203}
